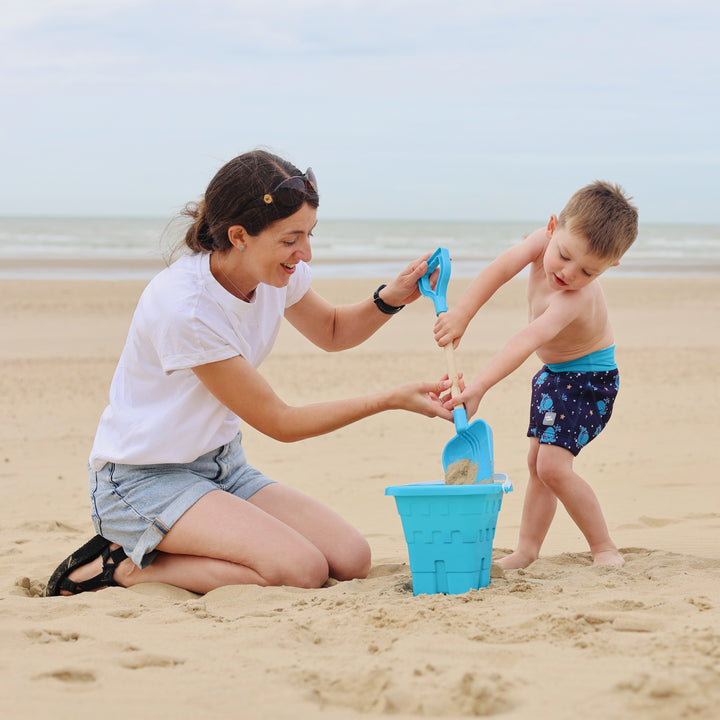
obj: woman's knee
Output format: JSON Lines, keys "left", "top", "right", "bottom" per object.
{"left": 330, "top": 534, "right": 371, "bottom": 582}
{"left": 264, "top": 545, "right": 329, "bottom": 589}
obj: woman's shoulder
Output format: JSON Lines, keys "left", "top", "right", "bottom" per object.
{"left": 150, "top": 252, "right": 206, "bottom": 290}
{"left": 137, "top": 253, "right": 210, "bottom": 318}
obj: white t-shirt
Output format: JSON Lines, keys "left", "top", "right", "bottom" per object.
{"left": 89, "top": 252, "right": 312, "bottom": 470}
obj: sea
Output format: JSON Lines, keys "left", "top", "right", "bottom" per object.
{"left": 1, "top": 216, "right": 719, "bottom": 280}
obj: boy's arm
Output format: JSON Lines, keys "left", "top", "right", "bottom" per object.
{"left": 452, "top": 291, "right": 582, "bottom": 418}
{"left": 433, "top": 229, "right": 547, "bottom": 348}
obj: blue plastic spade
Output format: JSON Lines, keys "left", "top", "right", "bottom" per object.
{"left": 418, "top": 248, "right": 494, "bottom": 483}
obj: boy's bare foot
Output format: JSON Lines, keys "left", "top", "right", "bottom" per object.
{"left": 592, "top": 549, "right": 625, "bottom": 567}
{"left": 496, "top": 550, "right": 537, "bottom": 570}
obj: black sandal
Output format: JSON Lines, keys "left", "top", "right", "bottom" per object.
{"left": 45, "top": 534, "right": 128, "bottom": 596}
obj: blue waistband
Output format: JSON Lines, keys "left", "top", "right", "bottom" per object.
{"left": 545, "top": 345, "right": 616, "bottom": 373}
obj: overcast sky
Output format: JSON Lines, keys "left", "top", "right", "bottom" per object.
{"left": 1, "top": 0, "right": 718, "bottom": 222}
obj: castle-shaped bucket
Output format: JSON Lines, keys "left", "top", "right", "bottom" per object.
{"left": 385, "top": 476, "right": 512, "bottom": 595}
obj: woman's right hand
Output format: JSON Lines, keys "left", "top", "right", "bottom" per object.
{"left": 378, "top": 253, "right": 433, "bottom": 308}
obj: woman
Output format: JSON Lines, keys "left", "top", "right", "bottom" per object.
{"left": 46, "top": 150, "right": 452, "bottom": 596}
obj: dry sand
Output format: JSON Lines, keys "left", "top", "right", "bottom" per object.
{"left": 1, "top": 272, "right": 719, "bottom": 719}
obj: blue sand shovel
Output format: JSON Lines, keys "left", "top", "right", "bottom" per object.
{"left": 418, "top": 247, "right": 494, "bottom": 484}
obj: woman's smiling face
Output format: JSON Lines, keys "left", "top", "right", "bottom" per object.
{"left": 235, "top": 202, "right": 317, "bottom": 289}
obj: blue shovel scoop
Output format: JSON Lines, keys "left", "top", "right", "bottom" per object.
{"left": 418, "top": 247, "right": 494, "bottom": 483}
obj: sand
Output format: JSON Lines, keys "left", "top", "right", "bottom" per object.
{"left": 444, "top": 458, "right": 479, "bottom": 485}
{"left": 1, "top": 272, "right": 719, "bottom": 719}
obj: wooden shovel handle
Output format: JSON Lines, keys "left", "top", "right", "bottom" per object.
{"left": 444, "top": 342, "right": 461, "bottom": 399}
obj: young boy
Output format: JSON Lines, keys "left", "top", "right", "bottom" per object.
{"left": 434, "top": 181, "right": 638, "bottom": 569}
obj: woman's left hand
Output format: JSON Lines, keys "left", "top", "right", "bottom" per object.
{"left": 379, "top": 253, "right": 433, "bottom": 308}
{"left": 391, "top": 379, "right": 455, "bottom": 421}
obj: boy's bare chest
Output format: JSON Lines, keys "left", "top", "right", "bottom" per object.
{"left": 527, "top": 265, "right": 557, "bottom": 321}
{"left": 526, "top": 265, "right": 611, "bottom": 359}
{"left": 528, "top": 268, "right": 603, "bottom": 337}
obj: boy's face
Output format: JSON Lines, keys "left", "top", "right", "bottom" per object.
{"left": 543, "top": 216, "right": 618, "bottom": 291}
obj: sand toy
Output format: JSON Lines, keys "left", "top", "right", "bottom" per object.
{"left": 418, "top": 247, "right": 494, "bottom": 483}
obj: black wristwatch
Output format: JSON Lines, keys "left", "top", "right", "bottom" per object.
{"left": 373, "top": 284, "right": 405, "bottom": 315}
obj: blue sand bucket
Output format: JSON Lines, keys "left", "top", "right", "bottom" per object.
{"left": 386, "top": 476, "right": 512, "bottom": 595}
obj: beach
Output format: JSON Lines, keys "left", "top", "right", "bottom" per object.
{"left": 1, "top": 272, "right": 719, "bottom": 719}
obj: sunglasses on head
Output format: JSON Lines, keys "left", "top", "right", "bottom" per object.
{"left": 261, "top": 168, "right": 318, "bottom": 208}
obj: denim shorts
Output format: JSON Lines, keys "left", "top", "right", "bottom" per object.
{"left": 89, "top": 433, "right": 275, "bottom": 569}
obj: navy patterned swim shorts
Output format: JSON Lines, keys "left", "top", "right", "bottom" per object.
{"left": 527, "top": 366, "right": 619, "bottom": 456}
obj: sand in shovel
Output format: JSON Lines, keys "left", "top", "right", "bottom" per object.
{"left": 444, "top": 458, "right": 479, "bottom": 485}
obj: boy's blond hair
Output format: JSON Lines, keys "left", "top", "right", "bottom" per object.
{"left": 558, "top": 181, "right": 638, "bottom": 261}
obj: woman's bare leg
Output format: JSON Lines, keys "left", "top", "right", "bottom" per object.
{"left": 247, "top": 483, "right": 371, "bottom": 581}
{"left": 63, "top": 484, "right": 370, "bottom": 594}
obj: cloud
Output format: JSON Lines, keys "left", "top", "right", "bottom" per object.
{"left": 0, "top": 0, "right": 718, "bottom": 220}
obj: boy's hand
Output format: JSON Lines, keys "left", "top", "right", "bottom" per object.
{"left": 441, "top": 375, "right": 483, "bottom": 420}
{"left": 433, "top": 308, "right": 468, "bottom": 348}
{"left": 455, "top": 389, "right": 481, "bottom": 420}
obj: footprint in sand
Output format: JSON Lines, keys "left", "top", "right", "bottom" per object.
{"left": 24, "top": 629, "right": 80, "bottom": 644}
{"left": 118, "top": 653, "right": 185, "bottom": 670}
{"left": 626, "top": 514, "right": 719, "bottom": 528}
{"left": 17, "top": 520, "right": 82, "bottom": 533}
{"left": 298, "top": 666, "right": 515, "bottom": 717}
{"left": 638, "top": 515, "right": 677, "bottom": 527}
{"left": 107, "top": 608, "right": 144, "bottom": 619}
{"left": 34, "top": 668, "right": 96, "bottom": 684}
